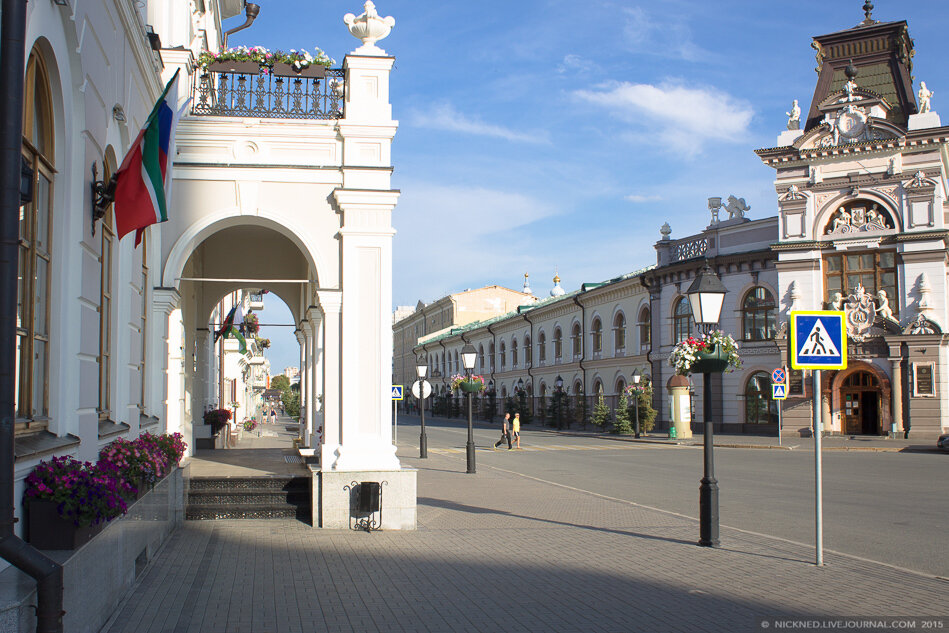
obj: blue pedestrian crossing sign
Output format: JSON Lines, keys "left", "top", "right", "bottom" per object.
{"left": 772, "top": 384, "right": 787, "bottom": 400}
{"left": 391, "top": 385, "right": 403, "bottom": 400}
{"left": 790, "top": 311, "right": 847, "bottom": 370}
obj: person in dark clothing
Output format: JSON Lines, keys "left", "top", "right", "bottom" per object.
{"left": 494, "top": 413, "right": 512, "bottom": 449}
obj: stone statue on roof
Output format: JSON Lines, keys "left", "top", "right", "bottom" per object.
{"left": 918, "top": 82, "right": 934, "bottom": 114}
{"left": 724, "top": 195, "right": 750, "bottom": 220}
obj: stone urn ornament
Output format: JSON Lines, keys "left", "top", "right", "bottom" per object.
{"left": 344, "top": 1, "right": 395, "bottom": 55}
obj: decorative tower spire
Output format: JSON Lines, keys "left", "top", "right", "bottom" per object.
{"left": 522, "top": 272, "right": 532, "bottom": 295}
{"left": 550, "top": 271, "right": 565, "bottom": 297}
{"left": 861, "top": 1, "right": 876, "bottom": 26}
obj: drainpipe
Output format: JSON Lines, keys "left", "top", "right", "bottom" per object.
{"left": 486, "top": 322, "right": 498, "bottom": 420}
{"left": 222, "top": 3, "right": 260, "bottom": 48}
{"left": 0, "top": 1, "right": 64, "bottom": 631}
{"left": 522, "top": 312, "right": 534, "bottom": 413}
{"left": 572, "top": 293, "right": 587, "bottom": 416}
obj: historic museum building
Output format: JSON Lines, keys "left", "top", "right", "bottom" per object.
{"left": 401, "top": 11, "right": 949, "bottom": 440}
{"left": 758, "top": 12, "right": 949, "bottom": 439}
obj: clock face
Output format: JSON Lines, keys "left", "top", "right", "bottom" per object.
{"left": 836, "top": 111, "right": 866, "bottom": 139}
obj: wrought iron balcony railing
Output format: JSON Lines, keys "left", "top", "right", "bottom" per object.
{"left": 191, "top": 67, "right": 345, "bottom": 120}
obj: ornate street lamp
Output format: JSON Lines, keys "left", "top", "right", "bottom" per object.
{"left": 686, "top": 261, "right": 727, "bottom": 548}
{"left": 632, "top": 369, "right": 641, "bottom": 439}
{"left": 461, "top": 343, "right": 478, "bottom": 474}
{"left": 416, "top": 354, "right": 428, "bottom": 459}
{"left": 554, "top": 375, "right": 564, "bottom": 431}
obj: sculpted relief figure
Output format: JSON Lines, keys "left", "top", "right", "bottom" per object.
{"left": 724, "top": 195, "right": 750, "bottom": 219}
{"left": 786, "top": 99, "right": 801, "bottom": 130}
{"left": 918, "top": 81, "right": 934, "bottom": 114}
{"left": 875, "top": 290, "right": 896, "bottom": 322}
{"left": 829, "top": 207, "right": 851, "bottom": 233}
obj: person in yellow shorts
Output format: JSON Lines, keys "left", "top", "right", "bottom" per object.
{"left": 512, "top": 413, "right": 521, "bottom": 449}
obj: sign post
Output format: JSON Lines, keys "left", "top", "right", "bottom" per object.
{"left": 391, "top": 385, "right": 403, "bottom": 443}
{"left": 771, "top": 367, "right": 787, "bottom": 447}
{"left": 790, "top": 311, "right": 847, "bottom": 567}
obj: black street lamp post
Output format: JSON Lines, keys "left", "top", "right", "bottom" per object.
{"left": 632, "top": 369, "right": 641, "bottom": 439}
{"left": 461, "top": 344, "right": 478, "bottom": 474}
{"left": 416, "top": 355, "right": 428, "bottom": 459}
{"left": 686, "top": 261, "right": 727, "bottom": 548}
{"left": 555, "top": 375, "right": 564, "bottom": 430}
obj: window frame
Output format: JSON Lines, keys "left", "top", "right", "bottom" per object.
{"left": 823, "top": 250, "right": 898, "bottom": 316}
{"left": 673, "top": 298, "right": 692, "bottom": 343}
{"left": 741, "top": 286, "right": 776, "bottom": 342}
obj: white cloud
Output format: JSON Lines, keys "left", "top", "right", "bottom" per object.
{"left": 573, "top": 80, "right": 754, "bottom": 155}
{"left": 624, "top": 193, "right": 663, "bottom": 203}
{"left": 621, "top": 7, "right": 711, "bottom": 62}
{"left": 557, "top": 54, "right": 598, "bottom": 75}
{"left": 411, "top": 103, "right": 550, "bottom": 144}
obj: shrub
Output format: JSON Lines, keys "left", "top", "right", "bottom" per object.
{"left": 243, "top": 419, "right": 257, "bottom": 432}
{"left": 203, "top": 408, "right": 232, "bottom": 434}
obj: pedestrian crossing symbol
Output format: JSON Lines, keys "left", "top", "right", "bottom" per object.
{"left": 772, "top": 384, "right": 787, "bottom": 400}
{"left": 391, "top": 385, "right": 403, "bottom": 400}
{"left": 790, "top": 311, "right": 847, "bottom": 370}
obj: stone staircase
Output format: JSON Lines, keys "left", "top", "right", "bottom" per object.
{"left": 186, "top": 476, "right": 311, "bottom": 522}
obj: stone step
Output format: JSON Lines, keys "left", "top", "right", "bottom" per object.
{"left": 187, "top": 489, "right": 310, "bottom": 506}
{"left": 185, "top": 476, "right": 311, "bottom": 523}
{"left": 185, "top": 504, "right": 307, "bottom": 521}
{"left": 188, "top": 476, "right": 309, "bottom": 492}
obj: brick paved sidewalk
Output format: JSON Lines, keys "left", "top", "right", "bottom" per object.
{"left": 104, "top": 446, "right": 947, "bottom": 633}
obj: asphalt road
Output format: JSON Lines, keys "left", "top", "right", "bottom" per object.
{"left": 394, "top": 414, "right": 949, "bottom": 578}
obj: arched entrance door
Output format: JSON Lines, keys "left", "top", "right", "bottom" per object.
{"left": 840, "top": 371, "right": 880, "bottom": 435}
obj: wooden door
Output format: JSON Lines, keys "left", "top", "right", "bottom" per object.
{"left": 842, "top": 391, "right": 862, "bottom": 434}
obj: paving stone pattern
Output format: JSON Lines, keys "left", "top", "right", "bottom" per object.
{"left": 105, "top": 447, "right": 948, "bottom": 633}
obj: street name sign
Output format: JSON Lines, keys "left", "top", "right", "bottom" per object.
{"left": 391, "top": 385, "right": 403, "bottom": 400}
{"left": 772, "top": 384, "right": 787, "bottom": 400}
{"left": 790, "top": 311, "right": 847, "bottom": 370}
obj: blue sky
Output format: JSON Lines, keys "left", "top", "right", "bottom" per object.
{"left": 235, "top": 0, "right": 949, "bottom": 374}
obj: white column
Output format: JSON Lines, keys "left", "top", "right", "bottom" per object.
{"left": 153, "top": 289, "right": 186, "bottom": 448}
{"left": 318, "top": 291, "right": 343, "bottom": 468}
{"left": 306, "top": 307, "right": 324, "bottom": 448}
{"left": 295, "top": 326, "right": 307, "bottom": 426}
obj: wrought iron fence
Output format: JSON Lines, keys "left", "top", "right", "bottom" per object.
{"left": 191, "top": 68, "right": 345, "bottom": 120}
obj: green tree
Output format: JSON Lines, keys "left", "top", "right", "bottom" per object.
{"left": 283, "top": 389, "right": 300, "bottom": 418}
{"left": 591, "top": 393, "right": 610, "bottom": 429}
{"left": 630, "top": 382, "right": 658, "bottom": 433}
{"left": 613, "top": 393, "right": 633, "bottom": 434}
{"left": 271, "top": 374, "right": 290, "bottom": 392}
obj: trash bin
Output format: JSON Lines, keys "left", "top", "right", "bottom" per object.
{"left": 669, "top": 425, "right": 677, "bottom": 440}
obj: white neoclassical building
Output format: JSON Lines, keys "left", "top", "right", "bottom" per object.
{"left": 10, "top": 0, "right": 412, "bottom": 571}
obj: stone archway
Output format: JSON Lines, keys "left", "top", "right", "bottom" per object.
{"left": 830, "top": 361, "right": 891, "bottom": 435}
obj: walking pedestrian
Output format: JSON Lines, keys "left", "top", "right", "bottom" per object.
{"left": 512, "top": 413, "right": 521, "bottom": 449}
{"left": 494, "top": 413, "right": 512, "bottom": 450}
{"left": 270, "top": 408, "right": 277, "bottom": 425}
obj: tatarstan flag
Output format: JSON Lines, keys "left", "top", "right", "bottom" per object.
{"left": 214, "top": 304, "right": 247, "bottom": 354}
{"left": 113, "top": 70, "right": 182, "bottom": 245}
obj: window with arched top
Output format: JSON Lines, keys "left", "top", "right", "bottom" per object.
{"left": 742, "top": 287, "right": 776, "bottom": 341}
{"left": 511, "top": 338, "right": 518, "bottom": 368}
{"left": 673, "top": 298, "right": 692, "bottom": 343}
{"left": 524, "top": 335, "right": 532, "bottom": 366}
{"left": 554, "top": 328, "right": 562, "bottom": 361}
{"left": 638, "top": 307, "right": 651, "bottom": 348}
{"left": 571, "top": 323, "right": 582, "bottom": 359}
{"left": 18, "top": 50, "right": 55, "bottom": 424}
{"left": 478, "top": 345, "right": 485, "bottom": 373}
{"left": 538, "top": 332, "right": 546, "bottom": 362}
{"left": 592, "top": 318, "right": 603, "bottom": 354}
{"left": 615, "top": 378, "right": 626, "bottom": 395}
{"left": 500, "top": 342, "right": 506, "bottom": 370}
{"left": 745, "top": 372, "right": 777, "bottom": 424}
{"left": 613, "top": 312, "right": 626, "bottom": 353}
{"left": 138, "top": 232, "right": 149, "bottom": 413}
{"left": 489, "top": 343, "right": 495, "bottom": 371}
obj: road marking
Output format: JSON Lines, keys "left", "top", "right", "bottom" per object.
{"left": 426, "top": 443, "right": 651, "bottom": 455}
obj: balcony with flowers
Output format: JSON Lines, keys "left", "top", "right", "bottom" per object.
{"left": 191, "top": 46, "right": 344, "bottom": 120}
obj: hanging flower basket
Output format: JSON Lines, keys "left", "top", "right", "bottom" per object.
{"left": 690, "top": 344, "right": 730, "bottom": 374}
{"left": 451, "top": 374, "right": 485, "bottom": 393}
{"left": 669, "top": 331, "right": 741, "bottom": 376}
